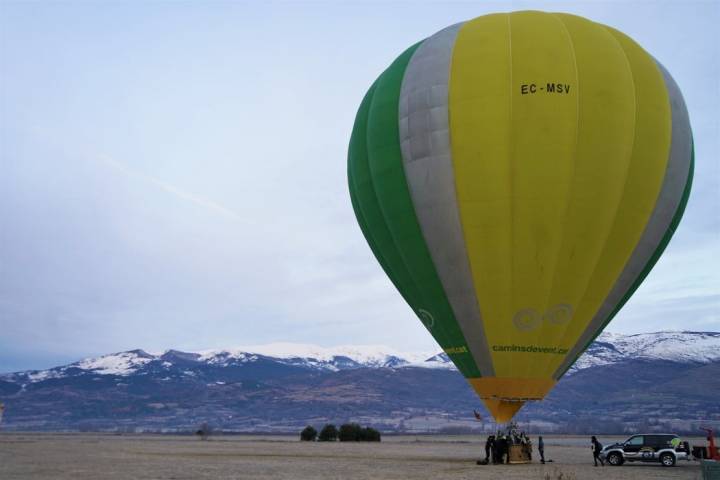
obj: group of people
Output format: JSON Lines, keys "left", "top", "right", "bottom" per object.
{"left": 481, "top": 431, "right": 606, "bottom": 466}
{"left": 482, "top": 424, "right": 542, "bottom": 464}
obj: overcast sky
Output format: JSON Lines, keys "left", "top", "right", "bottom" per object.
{"left": 1, "top": 1, "right": 718, "bottom": 373}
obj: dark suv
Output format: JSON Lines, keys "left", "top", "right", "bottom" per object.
{"left": 600, "top": 434, "right": 689, "bottom": 467}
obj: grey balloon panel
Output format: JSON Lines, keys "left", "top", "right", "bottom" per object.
{"left": 553, "top": 61, "right": 693, "bottom": 379}
{"left": 399, "top": 23, "right": 495, "bottom": 376}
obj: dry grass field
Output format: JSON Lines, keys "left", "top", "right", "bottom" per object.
{"left": 0, "top": 433, "right": 705, "bottom": 479}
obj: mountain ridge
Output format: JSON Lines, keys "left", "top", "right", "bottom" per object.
{"left": 0, "top": 331, "right": 718, "bottom": 433}
{"left": 3, "top": 330, "right": 718, "bottom": 382}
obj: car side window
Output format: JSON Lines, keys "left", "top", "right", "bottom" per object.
{"left": 626, "top": 436, "right": 644, "bottom": 446}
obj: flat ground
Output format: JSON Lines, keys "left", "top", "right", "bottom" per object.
{"left": 0, "top": 433, "right": 705, "bottom": 479}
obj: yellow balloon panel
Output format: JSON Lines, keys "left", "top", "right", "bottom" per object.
{"left": 449, "top": 12, "right": 671, "bottom": 381}
{"left": 449, "top": 14, "right": 515, "bottom": 376}
{"left": 559, "top": 25, "right": 672, "bottom": 352}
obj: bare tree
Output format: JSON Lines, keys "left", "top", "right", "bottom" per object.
{"left": 196, "top": 422, "right": 212, "bottom": 440}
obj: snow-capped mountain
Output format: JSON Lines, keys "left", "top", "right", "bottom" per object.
{"left": 0, "top": 344, "right": 451, "bottom": 384}
{"left": 2, "top": 331, "right": 718, "bottom": 384}
{"left": 195, "top": 343, "right": 442, "bottom": 371}
{"left": 569, "top": 331, "right": 720, "bottom": 372}
{"left": 0, "top": 331, "right": 718, "bottom": 433}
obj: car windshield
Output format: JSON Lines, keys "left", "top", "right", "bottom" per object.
{"left": 625, "top": 436, "right": 644, "bottom": 446}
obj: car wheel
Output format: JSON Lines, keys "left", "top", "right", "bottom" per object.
{"left": 607, "top": 452, "right": 623, "bottom": 466}
{"left": 660, "top": 452, "right": 675, "bottom": 467}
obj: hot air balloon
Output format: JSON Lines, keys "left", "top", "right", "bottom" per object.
{"left": 347, "top": 11, "right": 692, "bottom": 422}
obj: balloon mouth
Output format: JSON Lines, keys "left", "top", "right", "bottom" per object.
{"left": 482, "top": 399, "right": 527, "bottom": 423}
{"left": 468, "top": 377, "right": 557, "bottom": 423}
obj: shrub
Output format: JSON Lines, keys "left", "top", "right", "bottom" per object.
{"left": 195, "top": 422, "right": 212, "bottom": 440}
{"left": 300, "top": 425, "right": 317, "bottom": 441}
{"left": 360, "top": 427, "right": 381, "bottom": 442}
{"left": 339, "top": 423, "right": 362, "bottom": 442}
{"left": 318, "top": 424, "right": 338, "bottom": 441}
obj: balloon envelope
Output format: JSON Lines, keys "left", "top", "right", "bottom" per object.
{"left": 347, "top": 11, "right": 693, "bottom": 422}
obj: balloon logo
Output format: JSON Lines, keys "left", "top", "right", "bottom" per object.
{"left": 544, "top": 304, "right": 573, "bottom": 326}
{"left": 513, "top": 304, "right": 573, "bottom": 331}
{"left": 512, "top": 309, "right": 542, "bottom": 332}
{"left": 418, "top": 309, "right": 435, "bottom": 329}
{"left": 348, "top": 11, "right": 693, "bottom": 422}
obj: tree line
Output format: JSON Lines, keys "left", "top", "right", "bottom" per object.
{"left": 300, "top": 423, "right": 381, "bottom": 442}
